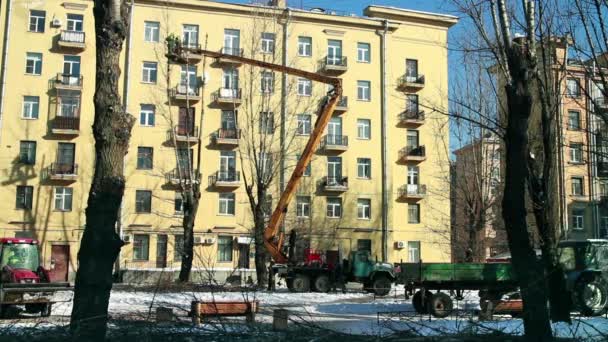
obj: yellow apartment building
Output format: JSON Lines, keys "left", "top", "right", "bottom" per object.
{"left": 0, "top": 0, "right": 456, "bottom": 282}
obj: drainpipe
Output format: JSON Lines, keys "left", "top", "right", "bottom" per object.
{"left": 279, "top": 8, "right": 291, "bottom": 234}
{"left": 0, "top": 0, "right": 13, "bottom": 145}
{"left": 589, "top": 63, "right": 600, "bottom": 238}
{"left": 379, "top": 20, "right": 389, "bottom": 262}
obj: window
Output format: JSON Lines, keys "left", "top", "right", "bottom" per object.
{"left": 408, "top": 241, "right": 421, "bottom": 262}
{"left": 261, "top": 71, "right": 274, "bottom": 93}
{"left": 22, "top": 96, "right": 40, "bottom": 119}
{"left": 297, "top": 154, "right": 312, "bottom": 176}
{"left": 327, "top": 40, "right": 342, "bottom": 65}
{"left": 16, "top": 186, "right": 33, "bottom": 210}
{"left": 572, "top": 177, "right": 584, "bottom": 196}
{"left": 218, "top": 236, "right": 233, "bottom": 262}
{"left": 567, "top": 78, "right": 581, "bottom": 97}
{"left": 357, "top": 119, "right": 371, "bottom": 139}
{"left": 357, "top": 43, "right": 370, "bottom": 63}
{"left": 298, "top": 36, "right": 312, "bottom": 57}
{"left": 135, "top": 190, "right": 152, "bottom": 213}
{"left": 602, "top": 218, "right": 608, "bottom": 238}
{"left": 357, "top": 158, "right": 371, "bottom": 179}
{"left": 260, "top": 112, "right": 274, "bottom": 133}
{"left": 406, "top": 59, "right": 419, "bottom": 80}
{"left": 259, "top": 152, "right": 273, "bottom": 177}
{"left": 139, "top": 104, "right": 155, "bottom": 126}
{"left": 224, "top": 29, "right": 241, "bottom": 55}
{"left": 182, "top": 24, "right": 199, "bottom": 48}
{"left": 357, "top": 199, "right": 371, "bottom": 219}
{"left": 174, "top": 235, "right": 184, "bottom": 262}
{"left": 296, "top": 196, "right": 311, "bottom": 218}
{"left": 54, "top": 187, "right": 73, "bottom": 211}
{"left": 407, "top": 130, "right": 420, "bottom": 148}
{"left": 572, "top": 208, "right": 584, "bottom": 230}
{"left": 326, "top": 197, "right": 342, "bottom": 218}
{"left": 261, "top": 32, "right": 275, "bottom": 53}
{"left": 568, "top": 111, "right": 581, "bottom": 130}
{"left": 142, "top": 62, "right": 157, "bottom": 83}
{"left": 357, "top": 239, "right": 372, "bottom": 252}
{"left": 137, "top": 147, "right": 153, "bottom": 169}
{"left": 66, "top": 14, "right": 83, "bottom": 32}
{"left": 174, "top": 192, "right": 183, "bottom": 215}
{"left": 297, "top": 78, "right": 312, "bottom": 96}
{"left": 19, "top": 141, "right": 36, "bottom": 165}
{"left": 601, "top": 181, "right": 608, "bottom": 197}
{"left": 297, "top": 114, "right": 311, "bottom": 135}
{"left": 570, "top": 143, "right": 583, "bottom": 163}
{"left": 357, "top": 81, "right": 371, "bottom": 101}
{"left": 406, "top": 94, "right": 419, "bottom": 113}
{"left": 408, "top": 204, "right": 420, "bottom": 223}
{"left": 133, "top": 234, "right": 150, "bottom": 261}
{"left": 219, "top": 193, "right": 235, "bottom": 215}
{"left": 29, "top": 10, "right": 45, "bottom": 33}
{"left": 144, "top": 21, "right": 160, "bottom": 42}
{"left": 25, "top": 53, "right": 42, "bottom": 75}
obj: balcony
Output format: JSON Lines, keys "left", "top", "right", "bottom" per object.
{"left": 397, "top": 74, "right": 426, "bottom": 91}
{"left": 213, "top": 88, "right": 242, "bottom": 106}
{"left": 209, "top": 171, "right": 241, "bottom": 188}
{"left": 399, "top": 145, "right": 426, "bottom": 162}
{"left": 53, "top": 73, "right": 83, "bottom": 91}
{"left": 398, "top": 110, "right": 425, "bottom": 126}
{"left": 49, "top": 162, "right": 78, "bottom": 181}
{"left": 216, "top": 47, "right": 244, "bottom": 66}
{"left": 170, "top": 125, "right": 199, "bottom": 144}
{"left": 57, "top": 30, "right": 86, "bottom": 49}
{"left": 211, "top": 128, "right": 241, "bottom": 146}
{"left": 321, "top": 135, "right": 348, "bottom": 152}
{"left": 322, "top": 176, "right": 348, "bottom": 192}
{"left": 598, "top": 161, "right": 608, "bottom": 177}
{"left": 321, "top": 56, "right": 348, "bottom": 74}
{"left": 323, "top": 96, "right": 348, "bottom": 113}
{"left": 398, "top": 184, "right": 427, "bottom": 200}
{"left": 170, "top": 85, "right": 200, "bottom": 102}
{"left": 595, "top": 97, "right": 608, "bottom": 113}
{"left": 180, "top": 43, "right": 203, "bottom": 62}
{"left": 51, "top": 116, "right": 80, "bottom": 135}
{"left": 165, "top": 168, "right": 199, "bottom": 186}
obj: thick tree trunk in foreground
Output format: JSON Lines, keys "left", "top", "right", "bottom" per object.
{"left": 254, "top": 206, "right": 269, "bottom": 288}
{"left": 70, "top": 1, "right": 133, "bottom": 340}
{"left": 179, "top": 187, "right": 200, "bottom": 282}
{"left": 501, "top": 44, "right": 552, "bottom": 341}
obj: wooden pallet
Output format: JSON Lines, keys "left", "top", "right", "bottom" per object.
{"left": 191, "top": 300, "right": 260, "bottom": 324}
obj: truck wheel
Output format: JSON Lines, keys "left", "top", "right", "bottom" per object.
{"left": 372, "top": 276, "right": 392, "bottom": 296}
{"left": 413, "top": 290, "right": 430, "bottom": 314}
{"left": 291, "top": 274, "right": 311, "bottom": 292}
{"left": 313, "top": 275, "right": 331, "bottom": 293}
{"left": 575, "top": 276, "right": 608, "bottom": 316}
{"left": 429, "top": 292, "right": 454, "bottom": 318}
{"left": 41, "top": 303, "right": 52, "bottom": 317}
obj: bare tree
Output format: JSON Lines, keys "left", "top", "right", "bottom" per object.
{"left": 70, "top": 0, "right": 134, "bottom": 340}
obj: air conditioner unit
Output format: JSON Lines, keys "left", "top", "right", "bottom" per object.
{"left": 193, "top": 236, "right": 203, "bottom": 244}
{"left": 51, "top": 18, "right": 62, "bottom": 27}
{"left": 122, "top": 235, "right": 132, "bottom": 244}
{"left": 395, "top": 241, "right": 406, "bottom": 249}
{"left": 204, "top": 238, "right": 216, "bottom": 244}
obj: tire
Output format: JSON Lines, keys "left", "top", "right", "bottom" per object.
{"left": 413, "top": 290, "right": 430, "bottom": 314}
{"left": 372, "top": 276, "right": 392, "bottom": 296}
{"left": 25, "top": 303, "right": 44, "bottom": 314}
{"left": 41, "top": 303, "right": 52, "bottom": 317}
{"left": 429, "top": 292, "right": 454, "bottom": 318}
{"left": 286, "top": 278, "right": 295, "bottom": 292}
{"left": 313, "top": 275, "right": 331, "bottom": 293}
{"left": 291, "top": 274, "right": 311, "bottom": 292}
{"left": 574, "top": 276, "right": 608, "bottom": 316}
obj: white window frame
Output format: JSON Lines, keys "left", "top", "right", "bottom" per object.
{"left": 26, "top": 52, "right": 42, "bottom": 75}
{"left": 357, "top": 198, "right": 371, "bottom": 220}
{"left": 357, "top": 81, "right": 371, "bottom": 101}
{"left": 132, "top": 234, "right": 150, "bottom": 261}
{"left": 567, "top": 78, "right": 581, "bottom": 97}
{"left": 408, "top": 241, "right": 421, "bottom": 262}
{"left": 54, "top": 187, "right": 73, "bottom": 211}
{"left": 570, "top": 143, "right": 583, "bottom": 163}
{"left": 296, "top": 196, "right": 311, "bottom": 218}
{"left": 139, "top": 104, "right": 155, "bottom": 127}
{"left": 297, "top": 78, "right": 312, "bottom": 96}
{"left": 357, "top": 158, "right": 371, "bottom": 179}
{"left": 19, "top": 141, "right": 36, "bottom": 165}
{"left": 326, "top": 197, "right": 342, "bottom": 218}
{"left": 572, "top": 208, "right": 584, "bottom": 230}
{"left": 357, "top": 42, "right": 370, "bottom": 63}
{"left": 144, "top": 21, "right": 160, "bottom": 42}
{"left": 29, "top": 10, "right": 45, "bottom": 33}
{"left": 408, "top": 203, "right": 420, "bottom": 223}
{"left": 174, "top": 192, "right": 184, "bottom": 215}
{"left": 219, "top": 193, "right": 236, "bottom": 215}
{"left": 568, "top": 111, "right": 581, "bottom": 130}
{"left": 66, "top": 14, "right": 84, "bottom": 32}
{"left": 572, "top": 177, "right": 584, "bottom": 196}
{"left": 298, "top": 36, "right": 312, "bottom": 57}
{"left": 357, "top": 119, "right": 371, "bottom": 139}
{"left": 261, "top": 71, "right": 274, "bottom": 93}
{"left": 22, "top": 96, "right": 40, "bottom": 119}
{"left": 261, "top": 32, "right": 275, "bottom": 53}
{"left": 297, "top": 114, "right": 311, "bottom": 135}
{"left": 142, "top": 62, "right": 157, "bottom": 83}
{"left": 182, "top": 24, "right": 199, "bottom": 48}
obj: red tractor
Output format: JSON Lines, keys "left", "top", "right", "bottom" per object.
{"left": 0, "top": 238, "right": 71, "bottom": 317}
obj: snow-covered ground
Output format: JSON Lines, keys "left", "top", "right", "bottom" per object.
{"left": 2, "top": 286, "right": 608, "bottom": 340}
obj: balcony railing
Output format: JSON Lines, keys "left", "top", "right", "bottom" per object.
{"left": 52, "top": 116, "right": 80, "bottom": 133}
{"left": 398, "top": 184, "right": 427, "bottom": 199}
{"left": 596, "top": 97, "right": 608, "bottom": 110}
{"left": 399, "top": 145, "right": 426, "bottom": 161}
{"left": 321, "top": 56, "right": 348, "bottom": 73}
{"left": 212, "top": 128, "right": 241, "bottom": 145}
{"left": 398, "top": 74, "right": 426, "bottom": 90}
{"left": 49, "top": 162, "right": 78, "bottom": 180}
{"left": 213, "top": 88, "right": 242, "bottom": 105}
{"left": 171, "top": 125, "right": 199, "bottom": 143}
{"left": 399, "top": 110, "right": 425, "bottom": 124}
{"left": 170, "top": 85, "right": 200, "bottom": 101}
{"left": 216, "top": 47, "right": 244, "bottom": 65}
{"left": 321, "top": 135, "right": 348, "bottom": 151}
{"left": 322, "top": 176, "right": 348, "bottom": 192}
{"left": 324, "top": 96, "right": 348, "bottom": 112}
{"left": 58, "top": 30, "right": 86, "bottom": 48}
{"left": 598, "top": 161, "right": 608, "bottom": 176}
{"left": 209, "top": 171, "right": 241, "bottom": 187}
{"left": 165, "top": 168, "right": 199, "bottom": 185}
{"left": 54, "top": 73, "right": 83, "bottom": 89}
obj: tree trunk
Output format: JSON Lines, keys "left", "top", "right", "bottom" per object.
{"left": 502, "top": 46, "right": 552, "bottom": 341}
{"left": 70, "top": 1, "right": 133, "bottom": 340}
{"left": 179, "top": 186, "right": 200, "bottom": 282}
{"left": 254, "top": 205, "right": 268, "bottom": 288}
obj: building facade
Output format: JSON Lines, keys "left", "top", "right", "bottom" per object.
{"left": 0, "top": 0, "right": 456, "bottom": 282}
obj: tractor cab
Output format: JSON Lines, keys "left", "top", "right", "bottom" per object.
{"left": 348, "top": 250, "right": 394, "bottom": 279}
{"left": 0, "top": 238, "right": 42, "bottom": 284}
{"left": 558, "top": 240, "right": 608, "bottom": 272}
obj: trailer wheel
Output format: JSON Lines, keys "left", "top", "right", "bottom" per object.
{"left": 429, "top": 292, "right": 454, "bottom": 318}
{"left": 574, "top": 276, "right": 608, "bottom": 316}
{"left": 413, "top": 290, "right": 430, "bottom": 314}
{"left": 291, "top": 274, "right": 311, "bottom": 292}
{"left": 372, "top": 276, "right": 392, "bottom": 296}
{"left": 313, "top": 275, "right": 331, "bottom": 293}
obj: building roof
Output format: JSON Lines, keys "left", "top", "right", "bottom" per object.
{"left": 364, "top": 5, "right": 459, "bottom": 28}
